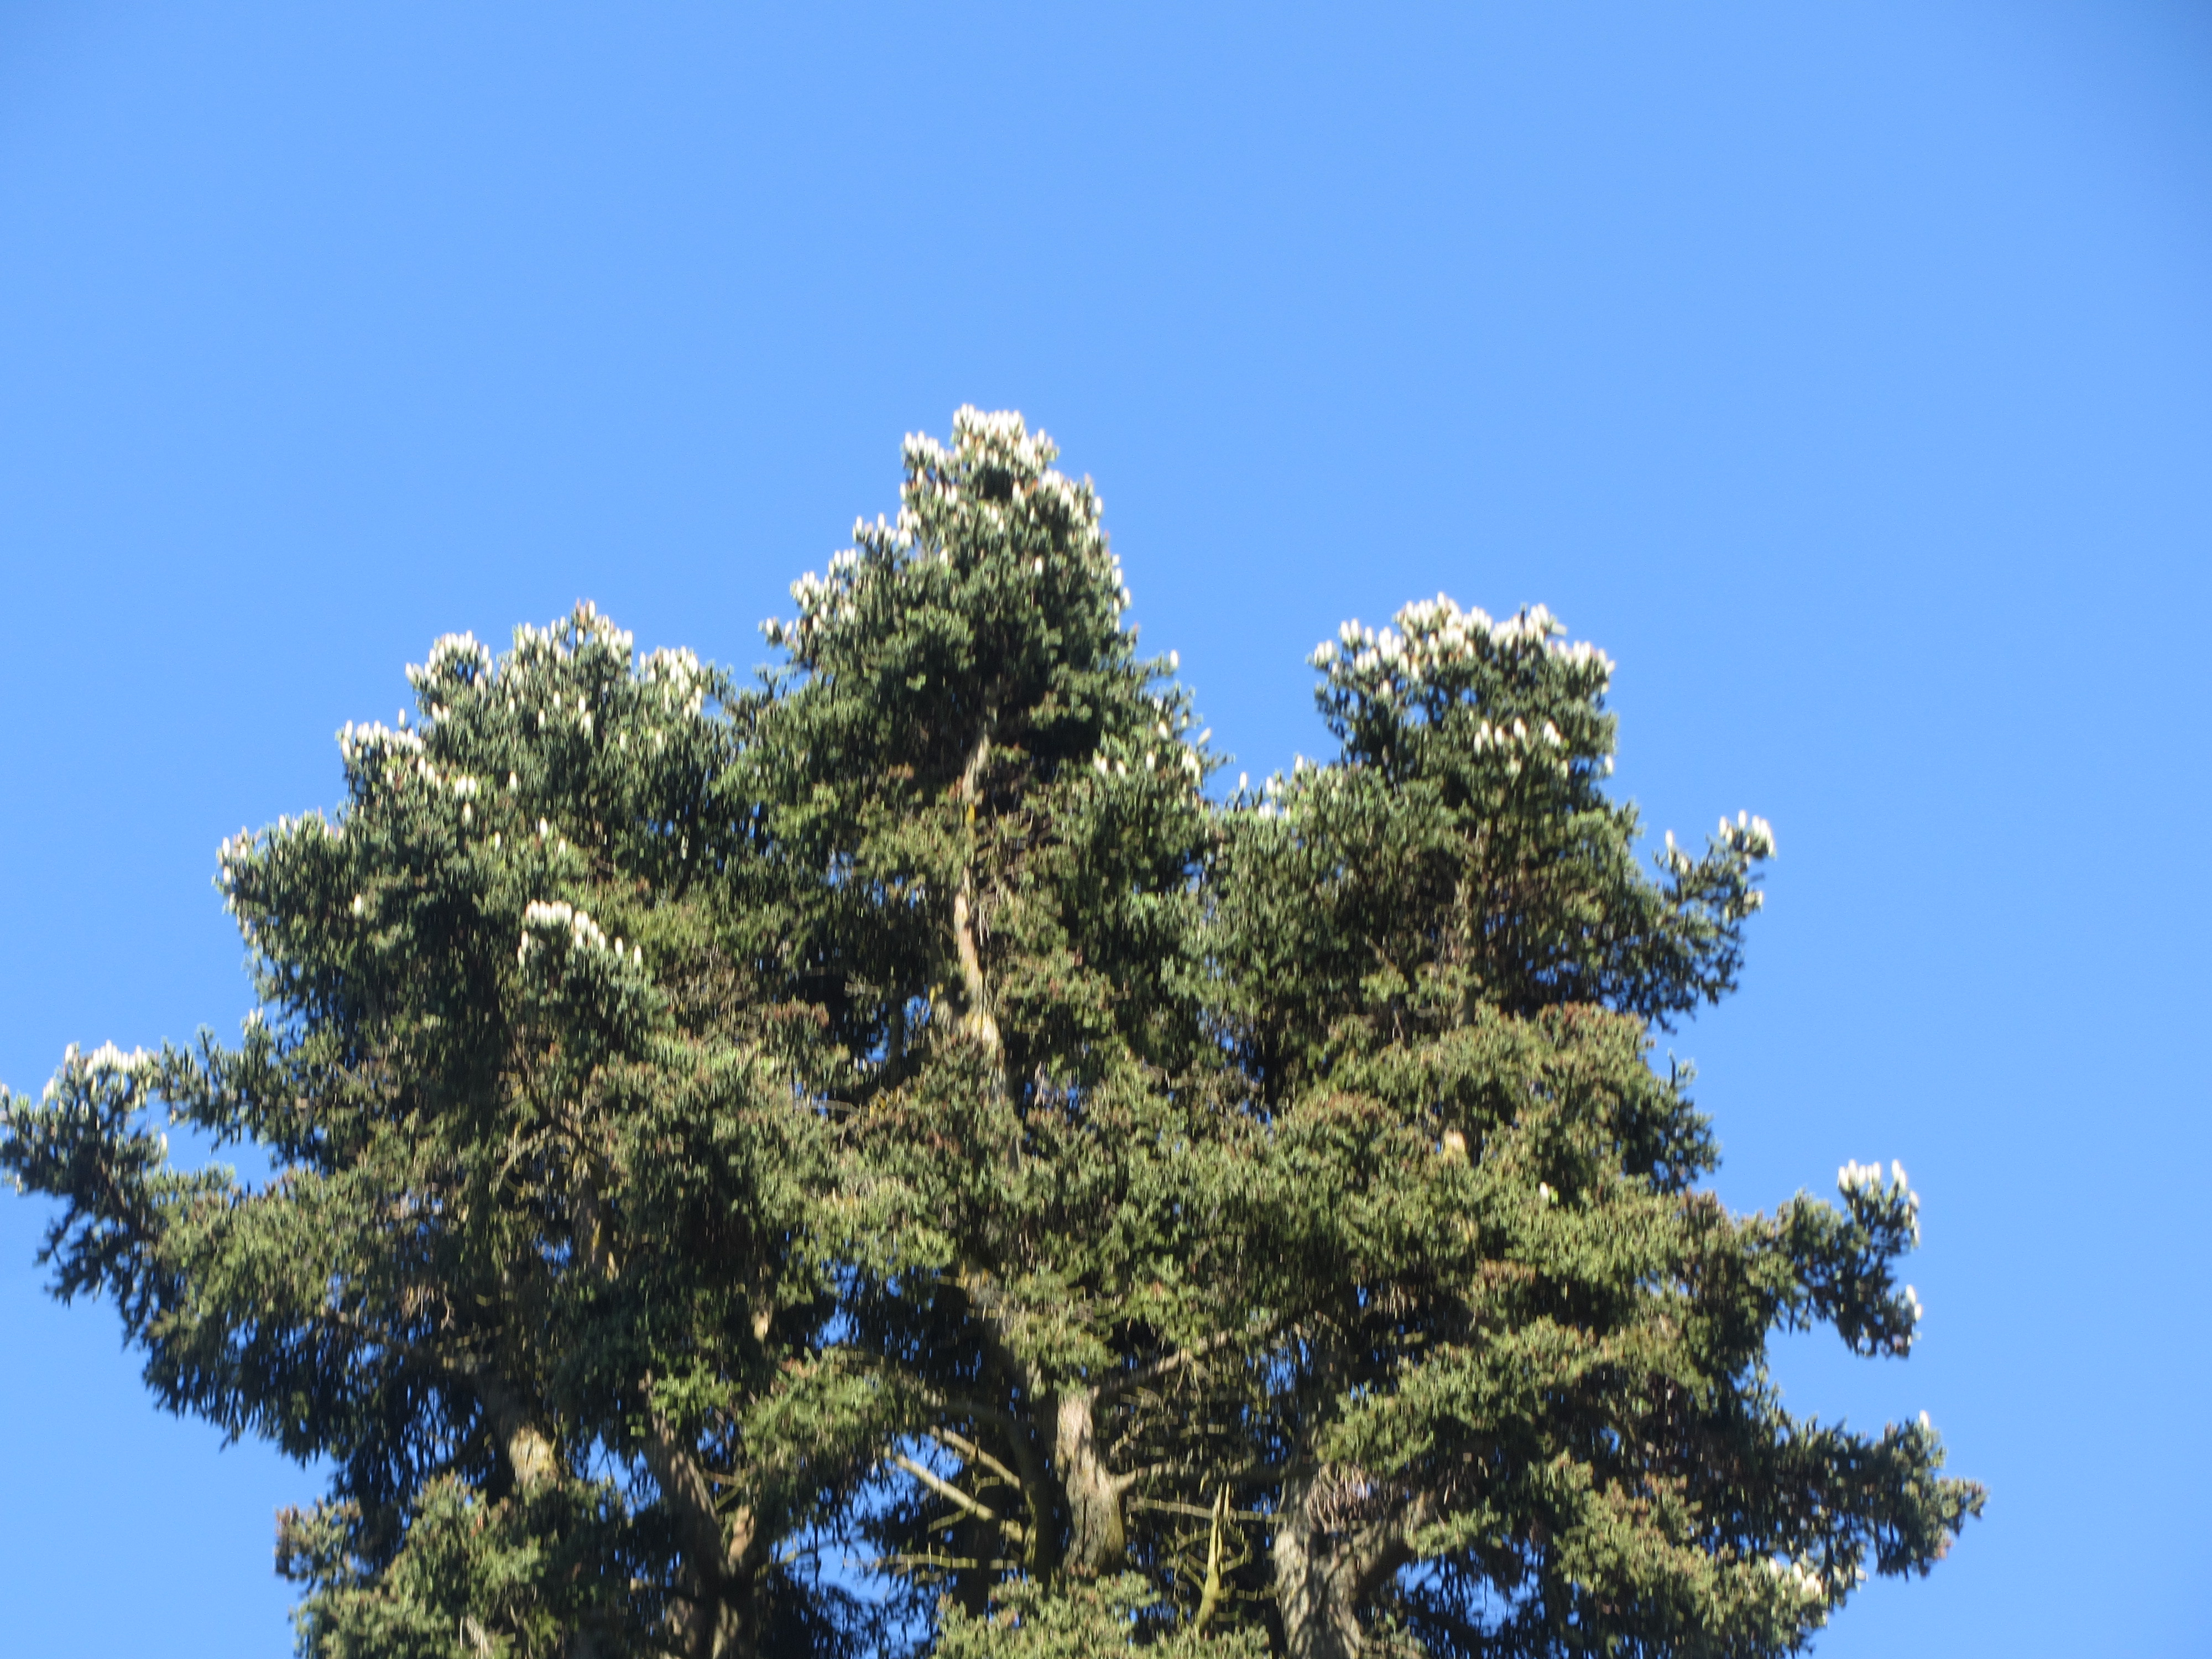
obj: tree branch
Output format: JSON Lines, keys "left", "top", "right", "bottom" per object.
{"left": 951, "top": 714, "right": 1001, "bottom": 1060}
{"left": 1193, "top": 1485, "right": 1231, "bottom": 1634}
{"left": 893, "top": 1453, "right": 1027, "bottom": 1542}
{"left": 1127, "top": 1494, "right": 1270, "bottom": 1524}
{"left": 1095, "top": 1321, "right": 1272, "bottom": 1407}
{"left": 925, "top": 1425, "right": 1024, "bottom": 1494}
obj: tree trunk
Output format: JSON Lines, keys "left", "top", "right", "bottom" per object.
{"left": 951, "top": 719, "right": 1001, "bottom": 1057}
{"left": 1271, "top": 1467, "right": 1413, "bottom": 1659}
{"left": 465, "top": 1361, "right": 557, "bottom": 1493}
{"left": 1054, "top": 1387, "right": 1126, "bottom": 1574}
{"left": 711, "top": 1511, "right": 765, "bottom": 1659}
{"left": 643, "top": 1407, "right": 760, "bottom": 1659}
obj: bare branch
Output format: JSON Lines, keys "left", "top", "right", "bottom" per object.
{"left": 892, "top": 1453, "right": 1027, "bottom": 1542}
{"left": 1194, "top": 1486, "right": 1231, "bottom": 1634}
{"left": 1128, "top": 1494, "right": 1271, "bottom": 1524}
{"left": 869, "top": 1553, "right": 1022, "bottom": 1575}
{"left": 925, "top": 1425, "right": 1024, "bottom": 1494}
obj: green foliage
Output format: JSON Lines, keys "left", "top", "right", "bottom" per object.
{"left": 3, "top": 410, "right": 1980, "bottom": 1658}
{"left": 935, "top": 1577, "right": 1266, "bottom": 1658}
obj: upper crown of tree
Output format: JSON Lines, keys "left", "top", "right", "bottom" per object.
{"left": 2, "top": 412, "right": 1980, "bottom": 1659}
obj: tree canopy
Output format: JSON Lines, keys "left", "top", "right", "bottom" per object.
{"left": 2, "top": 409, "right": 1980, "bottom": 1658}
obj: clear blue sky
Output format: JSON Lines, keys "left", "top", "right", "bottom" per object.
{"left": 3, "top": 4, "right": 2206, "bottom": 1653}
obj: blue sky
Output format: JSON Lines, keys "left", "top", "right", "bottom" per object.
{"left": 3, "top": 4, "right": 2207, "bottom": 1653}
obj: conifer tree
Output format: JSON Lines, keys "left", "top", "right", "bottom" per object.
{"left": 1208, "top": 599, "right": 1973, "bottom": 1657}
{"left": 750, "top": 413, "right": 1256, "bottom": 1628}
{"left": 3, "top": 410, "right": 1979, "bottom": 1658}
{"left": 2, "top": 613, "right": 875, "bottom": 1657}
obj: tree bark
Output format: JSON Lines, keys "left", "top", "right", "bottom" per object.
{"left": 642, "top": 1405, "right": 762, "bottom": 1659}
{"left": 951, "top": 718, "right": 1001, "bottom": 1057}
{"left": 463, "top": 1360, "right": 559, "bottom": 1493}
{"left": 1054, "top": 1386, "right": 1126, "bottom": 1575}
{"left": 1271, "top": 1467, "right": 1415, "bottom": 1659}
{"left": 946, "top": 711, "right": 1140, "bottom": 1584}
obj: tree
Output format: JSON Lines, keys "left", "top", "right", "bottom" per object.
{"left": 1, "top": 612, "right": 878, "bottom": 1656}
{"left": 1208, "top": 601, "right": 1971, "bottom": 1657}
{"left": 749, "top": 411, "right": 1245, "bottom": 1630}
{"left": 3, "top": 409, "right": 1980, "bottom": 1657}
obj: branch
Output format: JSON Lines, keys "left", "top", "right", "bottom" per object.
{"left": 890, "top": 1364, "right": 1037, "bottom": 1467}
{"left": 926, "top": 1425, "right": 1024, "bottom": 1494}
{"left": 1128, "top": 1494, "right": 1271, "bottom": 1524}
{"left": 869, "top": 1552, "right": 1022, "bottom": 1575}
{"left": 1096, "top": 1321, "right": 1274, "bottom": 1407}
{"left": 639, "top": 1388, "right": 737, "bottom": 1659}
{"left": 312, "top": 1305, "right": 451, "bottom": 1374}
{"left": 893, "top": 1454, "right": 1027, "bottom": 1542}
{"left": 1123, "top": 1455, "right": 1290, "bottom": 1494}
{"left": 1193, "top": 1486, "right": 1231, "bottom": 1634}
{"left": 951, "top": 715, "right": 1001, "bottom": 1060}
